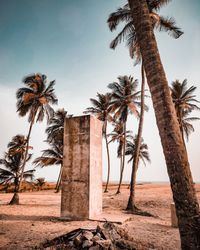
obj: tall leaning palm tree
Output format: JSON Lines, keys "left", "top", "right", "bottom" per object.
{"left": 170, "top": 79, "right": 200, "bottom": 144}
{"left": 84, "top": 93, "right": 112, "bottom": 192}
{"left": 128, "top": 0, "right": 200, "bottom": 248}
{"left": 108, "top": 75, "right": 140, "bottom": 194}
{"left": 16, "top": 73, "right": 57, "bottom": 203}
{"left": 108, "top": 0, "right": 183, "bottom": 211}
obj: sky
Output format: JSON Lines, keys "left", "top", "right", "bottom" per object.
{"left": 0, "top": 0, "right": 199, "bottom": 183}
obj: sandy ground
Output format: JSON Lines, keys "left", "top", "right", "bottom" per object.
{"left": 0, "top": 183, "right": 200, "bottom": 250}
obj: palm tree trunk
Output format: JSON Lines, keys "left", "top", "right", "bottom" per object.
{"left": 116, "top": 122, "right": 126, "bottom": 194}
{"left": 9, "top": 176, "right": 19, "bottom": 205}
{"left": 17, "top": 113, "right": 36, "bottom": 194}
{"left": 179, "top": 110, "right": 187, "bottom": 149}
{"left": 9, "top": 192, "right": 19, "bottom": 205}
{"left": 127, "top": 63, "right": 145, "bottom": 210}
{"left": 55, "top": 164, "right": 63, "bottom": 193}
{"left": 180, "top": 123, "right": 187, "bottom": 150}
{"left": 104, "top": 121, "right": 111, "bottom": 193}
{"left": 128, "top": 0, "right": 200, "bottom": 248}
{"left": 120, "top": 154, "right": 122, "bottom": 176}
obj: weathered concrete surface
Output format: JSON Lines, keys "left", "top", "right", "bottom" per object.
{"left": 61, "top": 115, "right": 102, "bottom": 220}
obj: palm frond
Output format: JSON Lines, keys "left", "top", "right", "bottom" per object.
{"left": 148, "top": 0, "right": 172, "bottom": 12}
{"left": 110, "top": 21, "right": 134, "bottom": 49}
{"left": 171, "top": 79, "right": 200, "bottom": 141}
{"left": 17, "top": 73, "right": 57, "bottom": 124}
{"left": 16, "top": 88, "right": 34, "bottom": 99}
{"left": 0, "top": 168, "right": 14, "bottom": 178}
{"left": 107, "top": 4, "right": 131, "bottom": 31}
{"left": 108, "top": 0, "right": 182, "bottom": 66}
{"left": 36, "top": 105, "right": 45, "bottom": 122}
{"left": 85, "top": 93, "right": 112, "bottom": 123}
{"left": 33, "top": 156, "right": 61, "bottom": 167}
{"left": 44, "top": 104, "right": 55, "bottom": 123}
{"left": 155, "top": 16, "right": 183, "bottom": 39}
{"left": 125, "top": 136, "right": 150, "bottom": 166}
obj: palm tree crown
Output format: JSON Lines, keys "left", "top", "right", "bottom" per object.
{"left": 170, "top": 79, "right": 200, "bottom": 140}
{"left": 0, "top": 135, "right": 35, "bottom": 186}
{"left": 0, "top": 153, "right": 34, "bottom": 184}
{"left": 170, "top": 79, "right": 200, "bottom": 114}
{"left": 126, "top": 136, "right": 150, "bottom": 166}
{"left": 7, "top": 134, "right": 27, "bottom": 157}
{"left": 108, "top": 75, "right": 140, "bottom": 122}
{"left": 107, "top": 0, "right": 183, "bottom": 63}
{"left": 84, "top": 92, "right": 113, "bottom": 135}
{"left": 108, "top": 121, "right": 133, "bottom": 158}
{"left": 16, "top": 73, "right": 58, "bottom": 123}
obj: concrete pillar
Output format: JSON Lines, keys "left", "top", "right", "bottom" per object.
{"left": 171, "top": 202, "right": 178, "bottom": 227}
{"left": 61, "top": 115, "right": 102, "bottom": 220}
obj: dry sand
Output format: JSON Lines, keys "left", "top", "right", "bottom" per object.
{"left": 0, "top": 183, "right": 200, "bottom": 250}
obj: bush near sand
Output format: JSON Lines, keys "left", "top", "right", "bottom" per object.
{"left": 0, "top": 181, "right": 56, "bottom": 193}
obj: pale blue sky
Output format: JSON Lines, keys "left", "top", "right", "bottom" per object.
{"left": 0, "top": 0, "right": 199, "bottom": 182}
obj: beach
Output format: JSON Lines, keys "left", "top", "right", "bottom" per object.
{"left": 0, "top": 183, "right": 200, "bottom": 250}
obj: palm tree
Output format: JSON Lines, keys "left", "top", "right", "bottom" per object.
{"left": 16, "top": 73, "right": 57, "bottom": 203}
{"left": 1, "top": 134, "right": 34, "bottom": 204}
{"left": 108, "top": 2, "right": 183, "bottom": 60}
{"left": 7, "top": 135, "right": 28, "bottom": 156}
{"left": 109, "top": 123, "right": 124, "bottom": 185}
{"left": 0, "top": 151, "right": 35, "bottom": 205}
{"left": 107, "top": 0, "right": 183, "bottom": 210}
{"left": 34, "top": 144, "right": 63, "bottom": 192}
{"left": 45, "top": 109, "right": 70, "bottom": 192}
{"left": 181, "top": 110, "right": 200, "bottom": 141}
{"left": 109, "top": 122, "right": 125, "bottom": 163}
{"left": 34, "top": 109, "right": 70, "bottom": 192}
{"left": 125, "top": 136, "right": 150, "bottom": 167}
{"left": 128, "top": 0, "right": 200, "bottom": 248}
{"left": 84, "top": 93, "right": 113, "bottom": 192}
{"left": 35, "top": 178, "right": 46, "bottom": 191}
{"left": 170, "top": 79, "right": 200, "bottom": 144}
{"left": 46, "top": 109, "right": 71, "bottom": 145}
{"left": 108, "top": 75, "right": 140, "bottom": 194}
{"left": 108, "top": 121, "right": 133, "bottom": 193}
